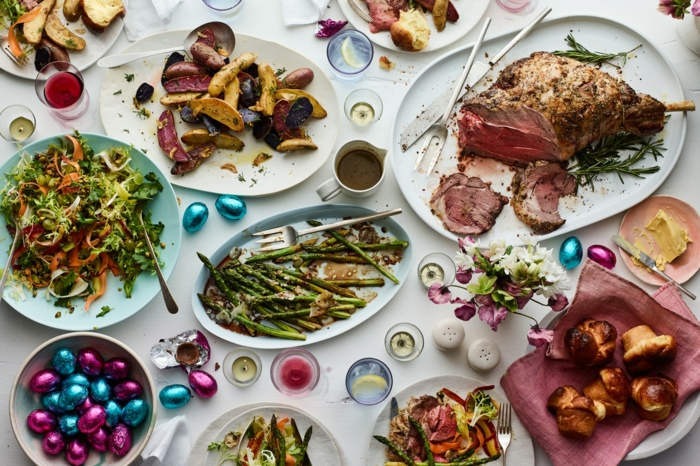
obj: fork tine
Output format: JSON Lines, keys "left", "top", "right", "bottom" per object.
{"left": 413, "top": 131, "right": 435, "bottom": 171}
{"left": 254, "top": 235, "right": 284, "bottom": 245}
{"left": 252, "top": 226, "right": 284, "bottom": 236}
{"left": 425, "top": 136, "right": 446, "bottom": 177}
{"left": 507, "top": 402, "right": 512, "bottom": 430}
{"left": 256, "top": 243, "right": 289, "bottom": 253}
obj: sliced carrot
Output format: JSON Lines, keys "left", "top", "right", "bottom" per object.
{"left": 85, "top": 271, "right": 107, "bottom": 311}
{"left": 99, "top": 252, "right": 121, "bottom": 276}
{"left": 475, "top": 424, "right": 485, "bottom": 450}
{"left": 61, "top": 155, "right": 81, "bottom": 174}
{"left": 7, "top": 7, "right": 42, "bottom": 58}
{"left": 50, "top": 251, "right": 66, "bottom": 273}
{"left": 276, "top": 417, "right": 289, "bottom": 430}
{"left": 429, "top": 436, "right": 462, "bottom": 454}
{"left": 68, "top": 245, "right": 97, "bottom": 267}
{"left": 65, "top": 135, "right": 83, "bottom": 161}
{"left": 57, "top": 172, "right": 80, "bottom": 192}
{"left": 18, "top": 182, "right": 48, "bottom": 216}
{"left": 285, "top": 453, "right": 296, "bottom": 466}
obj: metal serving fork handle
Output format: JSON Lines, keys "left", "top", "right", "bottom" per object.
{"left": 0, "top": 226, "right": 21, "bottom": 307}
{"left": 136, "top": 207, "right": 178, "bottom": 314}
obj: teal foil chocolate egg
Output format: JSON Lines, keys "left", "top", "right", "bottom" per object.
{"left": 559, "top": 236, "right": 583, "bottom": 269}
{"left": 159, "top": 384, "right": 192, "bottom": 409}
{"left": 104, "top": 399, "right": 122, "bottom": 428}
{"left": 183, "top": 202, "right": 208, "bottom": 232}
{"left": 90, "top": 377, "right": 112, "bottom": 403}
{"left": 121, "top": 399, "right": 148, "bottom": 427}
{"left": 59, "top": 413, "right": 79, "bottom": 436}
{"left": 215, "top": 195, "right": 247, "bottom": 220}
{"left": 42, "top": 392, "right": 66, "bottom": 414}
{"left": 52, "top": 348, "right": 77, "bottom": 375}
{"left": 59, "top": 384, "right": 89, "bottom": 411}
{"left": 63, "top": 373, "right": 90, "bottom": 389}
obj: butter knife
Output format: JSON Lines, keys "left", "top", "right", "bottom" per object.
{"left": 612, "top": 234, "right": 696, "bottom": 300}
{"left": 399, "top": 7, "right": 552, "bottom": 152}
{"left": 390, "top": 396, "right": 399, "bottom": 419}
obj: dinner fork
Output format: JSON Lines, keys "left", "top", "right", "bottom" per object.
{"left": 497, "top": 402, "right": 512, "bottom": 465}
{"left": 347, "top": 0, "right": 372, "bottom": 23}
{"left": 0, "top": 35, "right": 24, "bottom": 67}
{"left": 253, "top": 208, "right": 402, "bottom": 252}
{"left": 414, "top": 17, "right": 491, "bottom": 176}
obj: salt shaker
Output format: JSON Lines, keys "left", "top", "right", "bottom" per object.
{"left": 432, "top": 319, "right": 465, "bottom": 351}
{"left": 467, "top": 339, "right": 501, "bottom": 372}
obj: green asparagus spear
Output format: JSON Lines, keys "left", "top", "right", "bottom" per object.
{"left": 298, "top": 426, "right": 312, "bottom": 463}
{"left": 259, "top": 264, "right": 359, "bottom": 299}
{"left": 298, "top": 253, "right": 367, "bottom": 263}
{"left": 384, "top": 455, "right": 501, "bottom": 466}
{"left": 197, "top": 253, "right": 240, "bottom": 306}
{"left": 271, "top": 305, "right": 353, "bottom": 319}
{"left": 325, "top": 278, "right": 385, "bottom": 287}
{"left": 302, "top": 240, "right": 409, "bottom": 253}
{"left": 408, "top": 416, "right": 435, "bottom": 466}
{"left": 244, "top": 239, "right": 317, "bottom": 264}
{"left": 252, "top": 294, "right": 366, "bottom": 308}
{"left": 273, "top": 422, "right": 286, "bottom": 466}
{"left": 373, "top": 436, "right": 415, "bottom": 466}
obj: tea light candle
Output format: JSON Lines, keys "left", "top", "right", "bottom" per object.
{"left": 467, "top": 339, "right": 501, "bottom": 372}
{"left": 385, "top": 323, "right": 424, "bottom": 362}
{"left": 417, "top": 253, "right": 456, "bottom": 290}
{"left": 432, "top": 318, "right": 465, "bottom": 351}
{"left": 0, "top": 105, "right": 36, "bottom": 143}
{"left": 419, "top": 263, "right": 445, "bottom": 288}
{"left": 232, "top": 356, "right": 257, "bottom": 383}
{"left": 222, "top": 349, "right": 262, "bottom": 387}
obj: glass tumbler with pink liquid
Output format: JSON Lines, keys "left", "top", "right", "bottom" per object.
{"left": 35, "top": 62, "right": 89, "bottom": 120}
{"left": 270, "top": 348, "right": 320, "bottom": 397}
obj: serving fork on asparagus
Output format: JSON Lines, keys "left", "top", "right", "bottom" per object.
{"left": 497, "top": 402, "right": 512, "bottom": 465}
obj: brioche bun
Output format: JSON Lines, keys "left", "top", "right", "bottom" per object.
{"left": 390, "top": 9, "right": 430, "bottom": 52}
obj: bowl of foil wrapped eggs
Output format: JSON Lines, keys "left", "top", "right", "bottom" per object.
{"left": 10, "top": 332, "right": 157, "bottom": 465}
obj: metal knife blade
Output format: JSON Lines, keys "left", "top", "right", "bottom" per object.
{"left": 390, "top": 396, "right": 399, "bottom": 419}
{"left": 612, "top": 235, "right": 656, "bottom": 269}
{"left": 290, "top": 419, "right": 312, "bottom": 466}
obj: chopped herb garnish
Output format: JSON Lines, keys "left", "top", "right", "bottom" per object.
{"left": 237, "top": 173, "right": 246, "bottom": 182}
{"left": 125, "top": 73, "right": 135, "bottom": 82}
{"left": 65, "top": 39, "right": 78, "bottom": 48}
{"left": 96, "top": 306, "right": 113, "bottom": 318}
{"left": 118, "top": 113, "right": 123, "bottom": 117}
{"left": 133, "top": 108, "right": 151, "bottom": 120}
{"left": 553, "top": 34, "right": 641, "bottom": 66}
{"left": 123, "top": 129, "right": 130, "bottom": 134}
{"left": 275, "top": 68, "right": 287, "bottom": 76}
{"left": 113, "top": 90, "right": 122, "bottom": 95}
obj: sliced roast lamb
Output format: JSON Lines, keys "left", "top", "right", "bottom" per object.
{"left": 457, "top": 52, "right": 666, "bottom": 167}
{"left": 510, "top": 161, "right": 576, "bottom": 234}
{"left": 430, "top": 174, "right": 509, "bottom": 236}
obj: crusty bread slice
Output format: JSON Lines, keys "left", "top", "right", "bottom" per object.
{"left": 79, "top": 0, "right": 124, "bottom": 32}
{"left": 390, "top": 9, "right": 430, "bottom": 52}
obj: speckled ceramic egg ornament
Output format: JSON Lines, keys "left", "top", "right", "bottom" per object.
{"left": 215, "top": 195, "right": 247, "bottom": 220}
{"left": 42, "top": 430, "right": 65, "bottom": 455}
{"left": 113, "top": 379, "right": 143, "bottom": 401}
{"left": 42, "top": 392, "right": 66, "bottom": 414}
{"left": 108, "top": 423, "right": 133, "bottom": 456}
{"left": 183, "top": 202, "right": 209, "bottom": 232}
{"left": 103, "top": 357, "right": 131, "bottom": 380}
{"left": 587, "top": 245, "right": 617, "bottom": 270}
{"left": 30, "top": 368, "right": 61, "bottom": 393}
{"left": 104, "top": 399, "right": 122, "bottom": 428}
{"left": 59, "top": 384, "right": 89, "bottom": 410}
{"left": 63, "top": 373, "right": 90, "bottom": 389}
{"left": 65, "top": 437, "right": 89, "bottom": 465}
{"left": 27, "top": 409, "right": 57, "bottom": 433}
{"left": 90, "top": 377, "right": 112, "bottom": 402}
{"left": 159, "top": 384, "right": 192, "bottom": 409}
{"left": 121, "top": 399, "right": 148, "bottom": 427}
{"left": 188, "top": 370, "right": 218, "bottom": 398}
{"left": 59, "top": 413, "right": 79, "bottom": 436}
{"left": 52, "top": 348, "right": 77, "bottom": 375}
{"left": 77, "top": 405, "right": 106, "bottom": 434}
{"left": 559, "top": 236, "right": 583, "bottom": 269}
{"left": 77, "top": 348, "right": 104, "bottom": 376}
{"left": 87, "top": 426, "right": 109, "bottom": 452}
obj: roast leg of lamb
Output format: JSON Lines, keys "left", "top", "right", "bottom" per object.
{"left": 510, "top": 161, "right": 576, "bottom": 234}
{"left": 457, "top": 52, "right": 667, "bottom": 167}
{"left": 430, "top": 173, "right": 509, "bottom": 235}
{"left": 364, "top": 0, "right": 406, "bottom": 32}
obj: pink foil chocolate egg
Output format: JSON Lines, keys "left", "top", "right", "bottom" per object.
{"left": 113, "top": 379, "right": 143, "bottom": 401}
{"left": 65, "top": 437, "right": 89, "bottom": 466}
{"left": 77, "top": 348, "right": 104, "bottom": 376}
{"left": 87, "top": 426, "right": 109, "bottom": 452}
{"left": 42, "top": 430, "right": 65, "bottom": 455}
{"left": 78, "top": 405, "right": 106, "bottom": 434}
{"left": 587, "top": 245, "right": 617, "bottom": 270}
{"left": 108, "top": 423, "right": 133, "bottom": 456}
{"left": 27, "top": 409, "right": 57, "bottom": 433}
{"left": 103, "top": 357, "right": 131, "bottom": 380}
{"left": 29, "top": 368, "right": 61, "bottom": 393}
{"left": 75, "top": 396, "right": 95, "bottom": 414}
{"left": 188, "top": 370, "right": 218, "bottom": 398}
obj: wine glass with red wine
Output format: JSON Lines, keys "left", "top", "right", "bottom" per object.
{"left": 35, "top": 62, "right": 89, "bottom": 120}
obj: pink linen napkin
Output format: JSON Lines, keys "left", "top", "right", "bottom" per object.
{"left": 500, "top": 260, "right": 700, "bottom": 466}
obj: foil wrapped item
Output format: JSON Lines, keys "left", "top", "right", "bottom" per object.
{"left": 150, "top": 330, "right": 210, "bottom": 372}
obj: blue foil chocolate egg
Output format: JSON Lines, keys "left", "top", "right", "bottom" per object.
{"left": 59, "top": 384, "right": 89, "bottom": 411}
{"left": 78, "top": 405, "right": 106, "bottom": 434}
{"left": 59, "top": 413, "right": 79, "bottom": 436}
{"left": 103, "top": 357, "right": 131, "bottom": 381}
{"left": 559, "top": 236, "right": 583, "bottom": 269}
{"left": 42, "top": 392, "right": 66, "bottom": 414}
{"left": 159, "top": 384, "right": 192, "bottom": 409}
{"left": 215, "top": 195, "right": 247, "bottom": 220}
{"left": 104, "top": 399, "right": 122, "bottom": 428}
{"left": 183, "top": 202, "right": 208, "bottom": 232}
{"left": 113, "top": 379, "right": 143, "bottom": 401}
{"left": 52, "top": 348, "right": 77, "bottom": 375}
{"left": 77, "top": 348, "right": 104, "bottom": 376}
{"left": 587, "top": 245, "right": 617, "bottom": 270}
{"left": 90, "top": 377, "right": 112, "bottom": 403}
{"left": 30, "top": 369, "right": 61, "bottom": 393}
{"left": 63, "top": 373, "right": 90, "bottom": 389}
{"left": 121, "top": 399, "right": 148, "bottom": 427}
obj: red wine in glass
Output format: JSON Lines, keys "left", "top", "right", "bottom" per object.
{"left": 279, "top": 356, "right": 313, "bottom": 390}
{"left": 44, "top": 72, "right": 83, "bottom": 109}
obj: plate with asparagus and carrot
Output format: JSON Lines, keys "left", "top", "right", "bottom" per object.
{"left": 192, "top": 204, "right": 412, "bottom": 349}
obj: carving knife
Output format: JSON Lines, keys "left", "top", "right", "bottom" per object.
{"left": 611, "top": 234, "right": 696, "bottom": 300}
{"left": 399, "top": 7, "right": 552, "bottom": 152}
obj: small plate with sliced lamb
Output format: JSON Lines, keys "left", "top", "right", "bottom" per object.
{"left": 391, "top": 15, "right": 690, "bottom": 244}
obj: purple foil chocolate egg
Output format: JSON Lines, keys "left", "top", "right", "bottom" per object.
{"left": 29, "top": 368, "right": 61, "bottom": 393}
{"left": 188, "top": 370, "right": 218, "bottom": 398}
{"left": 27, "top": 409, "right": 57, "bottom": 433}
{"left": 113, "top": 379, "right": 144, "bottom": 401}
{"left": 75, "top": 396, "right": 95, "bottom": 414}
{"left": 42, "top": 430, "right": 65, "bottom": 455}
{"left": 65, "top": 437, "right": 89, "bottom": 466}
{"left": 87, "top": 426, "right": 109, "bottom": 452}
{"left": 108, "top": 423, "right": 133, "bottom": 456}
{"left": 587, "top": 245, "right": 617, "bottom": 270}
{"left": 103, "top": 357, "right": 131, "bottom": 380}
{"left": 78, "top": 405, "right": 106, "bottom": 434}
{"left": 77, "top": 348, "right": 104, "bottom": 376}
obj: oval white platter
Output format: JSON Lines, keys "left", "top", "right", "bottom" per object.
{"left": 191, "top": 204, "right": 412, "bottom": 349}
{"left": 99, "top": 30, "right": 340, "bottom": 197}
{"left": 391, "top": 15, "right": 686, "bottom": 245}
{"left": 338, "top": 0, "right": 490, "bottom": 54}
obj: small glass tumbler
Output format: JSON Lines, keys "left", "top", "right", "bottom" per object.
{"left": 417, "top": 252, "right": 456, "bottom": 291}
{"left": 270, "top": 348, "right": 320, "bottom": 397}
{"left": 344, "top": 89, "right": 383, "bottom": 127}
{"left": 496, "top": 0, "right": 532, "bottom": 12}
{"left": 385, "top": 323, "right": 424, "bottom": 362}
{"left": 346, "top": 358, "right": 392, "bottom": 405}
{"left": 0, "top": 105, "right": 36, "bottom": 143}
{"left": 223, "top": 348, "right": 262, "bottom": 387}
{"left": 35, "top": 62, "right": 89, "bottom": 120}
{"left": 327, "top": 29, "right": 374, "bottom": 83}
{"left": 202, "top": 0, "right": 245, "bottom": 19}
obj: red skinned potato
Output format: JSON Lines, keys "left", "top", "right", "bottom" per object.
{"left": 280, "top": 68, "right": 314, "bottom": 89}
{"left": 190, "top": 43, "right": 225, "bottom": 70}
{"left": 194, "top": 28, "right": 216, "bottom": 48}
{"left": 164, "top": 62, "right": 208, "bottom": 80}
{"left": 171, "top": 142, "right": 216, "bottom": 175}
{"left": 157, "top": 110, "right": 190, "bottom": 162}
{"left": 164, "top": 75, "right": 212, "bottom": 93}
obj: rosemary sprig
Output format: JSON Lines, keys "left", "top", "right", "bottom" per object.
{"left": 553, "top": 34, "right": 641, "bottom": 66}
{"left": 567, "top": 132, "right": 665, "bottom": 191}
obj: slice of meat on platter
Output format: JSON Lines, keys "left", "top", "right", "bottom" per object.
{"left": 363, "top": 0, "right": 458, "bottom": 33}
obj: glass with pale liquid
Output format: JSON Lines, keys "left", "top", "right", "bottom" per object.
{"left": 346, "top": 358, "right": 392, "bottom": 405}
{"left": 327, "top": 30, "right": 373, "bottom": 82}
{"left": 344, "top": 89, "right": 383, "bottom": 127}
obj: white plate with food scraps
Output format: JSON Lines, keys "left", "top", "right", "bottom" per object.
{"left": 391, "top": 15, "right": 686, "bottom": 245}
{"left": 99, "top": 30, "right": 340, "bottom": 197}
{"left": 367, "top": 375, "right": 534, "bottom": 466}
{"left": 191, "top": 204, "right": 412, "bottom": 349}
{"left": 338, "top": 0, "right": 490, "bottom": 53}
{"left": 0, "top": 1, "right": 123, "bottom": 79}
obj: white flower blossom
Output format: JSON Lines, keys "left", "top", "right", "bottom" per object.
{"left": 455, "top": 251, "right": 474, "bottom": 269}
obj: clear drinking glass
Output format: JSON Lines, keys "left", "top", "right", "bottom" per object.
{"left": 417, "top": 252, "right": 456, "bottom": 290}
{"left": 35, "top": 62, "right": 89, "bottom": 120}
{"left": 223, "top": 348, "right": 262, "bottom": 387}
{"left": 496, "top": 0, "right": 532, "bottom": 12}
{"left": 327, "top": 29, "right": 374, "bottom": 83}
{"left": 385, "top": 323, "right": 424, "bottom": 362}
{"left": 202, "top": 0, "right": 245, "bottom": 19}
{"left": 270, "top": 348, "right": 320, "bottom": 397}
{"left": 0, "top": 105, "right": 36, "bottom": 143}
{"left": 346, "top": 358, "right": 392, "bottom": 405}
{"left": 344, "top": 89, "right": 383, "bottom": 127}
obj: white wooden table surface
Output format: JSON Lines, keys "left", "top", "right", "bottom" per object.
{"left": 1, "top": 0, "right": 699, "bottom": 464}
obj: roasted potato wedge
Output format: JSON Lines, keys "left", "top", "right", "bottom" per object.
{"left": 46, "top": 6, "right": 86, "bottom": 50}
{"left": 276, "top": 138, "right": 318, "bottom": 152}
{"left": 253, "top": 62, "right": 277, "bottom": 117}
{"left": 189, "top": 98, "right": 244, "bottom": 132}
{"left": 22, "top": 0, "right": 56, "bottom": 45}
{"left": 433, "top": 0, "right": 448, "bottom": 32}
{"left": 160, "top": 92, "right": 203, "bottom": 107}
{"left": 274, "top": 89, "right": 327, "bottom": 118}
{"left": 224, "top": 76, "right": 240, "bottom": 110}
{"left": 208, "top": 52, "right": 258, "bottom": 96}
{"left": 181, "top": 129, "right": 245, "bottom": 151}
{"left": 63, "top": 0, "right": 81, "bottom": 21}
